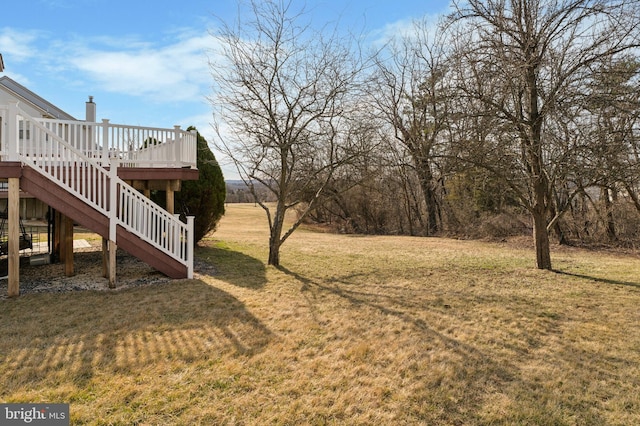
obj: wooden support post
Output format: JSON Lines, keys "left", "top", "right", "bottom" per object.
{"left": 54, "top": 210, "right": 62, "bottom": 262}
{"left": 102, "top": 238, "right": 108, "bottom": 278}
{"left": 64, "top": 215, "right": 74, "bottom": 277}
{"left": 142, "top": 180, "right": 151, "bottom": 199}
{"left": 166, "top": 180, "right": 175, "bottom": 214}
{"left": 7, "top": 177, "right": 20, "bottom": 297}
{"left": 59, "top": 213, "right": 67, "bottom": 262}
{"left": 108, "top": 240, "right": 117, "bottom": 288}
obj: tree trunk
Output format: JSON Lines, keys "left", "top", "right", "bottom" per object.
{"left": 549, "top": 204, "right": 569, "bottom": 245}
{"left": 553, "top": 220, "right": 568, "bottom": 246}
{"left": 531, "top": 176, "right": 552, "bottom": 269}
{"left": 602, "top": 187, "right": 617, "bottom": 242}
{"left": 268, "top": 201, "right": 286, "bottom": 267}
{"left": 532, "top": 208, "right": 552, "bottom": 270}
{"left": 624, "top": 182, "right": 640, "bottom": 214}
{"left": 415, "top": 157, "right": 440, "bottom": 236}
{"left": 527, "top": 57, "right": 552, "bottom": 270}
{"left": 424, "top": 183, "right": 440, "bottom": 236}
{"left": 268, "top": 235, "right": 281, "bottom": 266}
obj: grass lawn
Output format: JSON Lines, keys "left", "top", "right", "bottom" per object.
{"left": 1, "top": 203, "right": 639, "bottom": 425}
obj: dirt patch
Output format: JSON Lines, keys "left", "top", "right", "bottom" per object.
{"left": 0, "top": 245, "right": 216, "bottom": 299}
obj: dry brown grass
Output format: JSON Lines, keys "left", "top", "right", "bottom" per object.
{"left": 2, "top": 203, "right": 640, "bottom": 425}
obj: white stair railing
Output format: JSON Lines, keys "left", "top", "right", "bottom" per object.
{"left": 5, "top": 102, "right": 193, "bottom": 278}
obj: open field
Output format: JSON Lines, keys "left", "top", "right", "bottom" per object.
{"left": 1, "top": 203, "right": 640, "bottom": 425}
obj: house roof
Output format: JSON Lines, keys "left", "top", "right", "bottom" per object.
{"left": 0, "top": 75, "right": 76, "bottom": 120}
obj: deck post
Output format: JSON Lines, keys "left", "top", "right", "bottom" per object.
{"left": 166, "top": 180, "right": 175, "bottom": 214}
{"left": 108, "top": 160, "right": 118, "bottom": 287}
{"left": 108, "top": 240, "right": 116, "bottom": 288}
{"left": 53, "top": 210, "right": 62, "bottom": 262}
{"left": 64, "top": 215, "right": 74, "bottom": 276}
{"left": 189, "top": 129, "right": 198, "bottom": 166}
{"left": 174, "top": 125, "right": 181, "bottom": 168}
{"left": 187, "top": 215, "right": 194, "bottom": 279}
{"left": 109, "top": 162, "right": 118, "bottom": 242}
{"left": 7, "top": 177, "right": 20, "bottom": 297}
{"left": 58, "top": 212, "right": 66, "bottom": 262}
{"left": 102, "top": 238, "right": 108, "bottom": 278}
{"left": 101, "top": 119, "right": 110, "bottom": 167}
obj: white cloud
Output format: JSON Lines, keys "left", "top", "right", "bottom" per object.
{"left": 369, "top": 14, "right": 442, "bottom": 47}
{"left": 0, "top": 26, "right": 217, "bottom": 105}
{"left": 0, "top": 28, "right": 41, "bottom": 63}
{"left": 1, "top": 71, "right": 33, "bottom": 87}
{"left": 66, "top": 32, "right": 213, "bottom": 102}
{"left": 176, "top": 111, "right": 213, "bottom": 139}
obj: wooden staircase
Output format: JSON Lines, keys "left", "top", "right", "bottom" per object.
{"left": 3, "top": 101, "right": 194, "bottom": 279}
{"left": 20, "top": 166, "right": 188, "bottom": 278}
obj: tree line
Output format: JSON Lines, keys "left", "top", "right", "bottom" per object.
{"left": 211, "top": 0, "right": 640, "bottom": 268}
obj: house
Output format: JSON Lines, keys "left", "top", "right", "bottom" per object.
{"left": 0, "top": 57, "right": 198, "bottom": 297}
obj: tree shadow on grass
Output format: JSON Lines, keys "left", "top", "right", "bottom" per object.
{"left": 0, "top": 280, "right": 274, "bottom": 395}
{"left": 553, "top": 269, "right": 640, "bottom": 288}
{"left": 196, "top": 245, "right": 267, "bottom": 289}
{"left": 276, "top": 265, "right": 610, "bottom": 425}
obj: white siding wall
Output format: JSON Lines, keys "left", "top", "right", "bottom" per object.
{"left": 0, "top": 89, "right": 46, "bottom": 118}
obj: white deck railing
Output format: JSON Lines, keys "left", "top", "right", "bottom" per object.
{"left": 34, "top": 118, "right": 197, "bottom": 168}
{"left": 0, "top": 101, "right": 194, "bottom": 278}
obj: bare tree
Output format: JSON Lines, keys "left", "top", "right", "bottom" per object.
{"left": 209, "top": 0, "right": 364, "bottom": 266}
{"left": 449, "top": 0, "right": 640, "bottom": 269}
{"left": 371, "top": 19, "right": 453, "bottom": 236}
{"left": 584, "top": 56, "right": 640, "bottom": 214}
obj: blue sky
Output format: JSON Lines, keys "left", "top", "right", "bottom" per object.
{"left": 1, "top": 0, "right": 451, "bottom": 178}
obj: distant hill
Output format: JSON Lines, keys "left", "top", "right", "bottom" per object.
{"left": 225, "top": 180, "right": 276, "bottom": 203}
{"left": 226, "top": 180, "right": 248, "bottom": 189}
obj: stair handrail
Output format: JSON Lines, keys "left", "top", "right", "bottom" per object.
{"left": 7, "top": 101, "right": 193, "bottom": 277}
